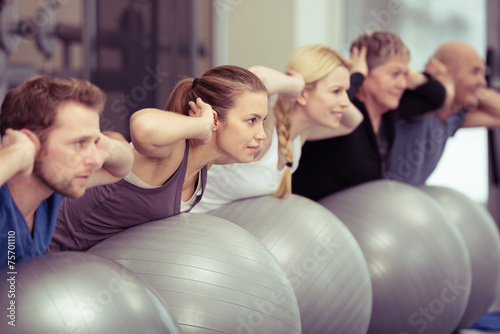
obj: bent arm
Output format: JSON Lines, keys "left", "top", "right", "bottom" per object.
{"left": 0, "top": 129, "right": 36, "bottom": 186}
{"left": 462, "top": 87, "right": 500, "bottom": 128}
{"left": 86, "top": 131, "right": 134, "bottom": 188}
{"left": 398, "top": 74, "right": 447, "bottom": 119}
{"left": 304, "top": 103, "right": 364, "bottom": 141}
{"left": 130, "top": 98, "right": 214, "bottom": 158}
{"left": 248, "top": 65, "right": 305, "bottom": 97}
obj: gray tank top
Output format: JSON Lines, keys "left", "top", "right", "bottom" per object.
{"left": 47, "top": 142, "right": 207, "bottom": 252}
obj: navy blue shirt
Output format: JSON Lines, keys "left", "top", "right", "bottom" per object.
{"left": 386, "top": 108, "right": 469, "bottom": 185}
{"left": 0, "top": 184, "right": 63, "bottom": 267}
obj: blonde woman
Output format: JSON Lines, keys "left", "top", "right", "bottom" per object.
{"left": 192, "top": 44, "right": 363, "bottom": 213}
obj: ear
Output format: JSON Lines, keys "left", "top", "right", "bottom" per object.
{"left": 19, "top": 129, "right": 41, "bottom": 154}
{"left": 213, "top": 110, "right": 219, "bottom": 126}
{"left": 297, "top": 89, "right": 308, "bottom": 106}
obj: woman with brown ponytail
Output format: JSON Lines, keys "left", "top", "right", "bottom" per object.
{"left": 48, "top": 65, "right": 269, "bottom": 252}
{"left": 191, "top": 44, "right": 364, "bottom": 213}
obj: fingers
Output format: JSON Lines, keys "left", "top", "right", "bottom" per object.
{"left": 359, "top": 45, "right": 367, "bottom": 59}
{"left": 350, "top": 46, "right": 367, "bottom": 60}
{"left": 188, "top": 98, "right": 217, "bottom": 122}
{"left": 188, "top": 99, "right": 204, "bottom": 117}
{"left": 425, "top": 57, "right": 448, "bottom": 76}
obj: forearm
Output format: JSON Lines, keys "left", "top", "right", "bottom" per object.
{"left": 409, "top": 74, "right": 446, "bottom": 104}
{"left": 429, "top": 72, "right": 455, "bottom": 110}
{"left": 0, "top": 146, "right": 29, "bottom": 186}
{"left": 463, "top": 88, "right": 500, "bottom": 128}
{"left": 340, "top": 103, "right": 364, "bottom": 129}
{"left": 477, "top": 88, "right": 500, "bottom": 115}
{"left": 348, "top": 73, "right": 364, "bottom": 102}
{"left": 406, "top": 71, "right": 428, "bottom": 90}
{"left": 398, "top": 75, "right": 447, "bottom": 119}
{"left": 305, "top": 104, "right": 363, "bottom": 141}
{"left": 130, "top": 108, "right": 208, "bottom": 153}
{"left": 248, "top": 66, "right": 304, "bottom": 96}
{"left": 100, "top": 133, "right": 134, "bottom": 179}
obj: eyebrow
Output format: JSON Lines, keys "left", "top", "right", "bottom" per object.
{"left": 245, "top": 113, "right": 266, "bottom": 119}
{"left": 72, "top": 134, "right": 99, "bottom": 143}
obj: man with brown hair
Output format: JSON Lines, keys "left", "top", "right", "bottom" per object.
{"left": 0, "top": 75, "right": 133, "bottom": 266}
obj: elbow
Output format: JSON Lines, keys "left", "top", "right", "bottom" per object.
{"left": 431, "top": 80, "right": 452, "bottom": 109}
{"left": 110, "top": 153, "right": 134, "bottom": 179}
{"left": 248, "top": 66, "right": 268, "bottom": 87}
{"left": 347, "top": 119, "right": 363, "bottom": 135}
{"left": 129, "top": 110, "right": 155, "bottom": 154}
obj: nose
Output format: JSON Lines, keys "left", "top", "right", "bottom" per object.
{"left": 398, "top": 75, "right": 408, "bottom": 89}
{"left": 83, "top": 144, "right": 104, "bottom": 170}
{"left": 340, "top": 91, "right": 350, "bottom": 108}
{"left": 255, "top": 124, "right": 268, "bottom": 142}
{"left": 478, "top": 75, "right": 487, "bottom": 88}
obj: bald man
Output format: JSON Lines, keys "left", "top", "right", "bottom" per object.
{"left": 386, "top": 41, "right": 500, "bottom": 185}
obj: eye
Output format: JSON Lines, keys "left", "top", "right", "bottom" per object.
{"left": 247, "top": 118, "right": 256, "bottom": 125}
{"left": 332, "top": 89, "right": 342, "bottom": 95}
{"left": 75, "top": 138, "right": 91, "bottom": 149}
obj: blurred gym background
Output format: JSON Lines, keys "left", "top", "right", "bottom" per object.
{"left": 1, "top": 0, "right": 500, "bottom": 227}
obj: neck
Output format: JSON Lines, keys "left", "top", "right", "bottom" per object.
{"left": 6, "top": 176, "right": 53, "bottom": 232}
{"left": 289, "top": 106, "right": 314, "bottom": 140}
{"left": 356, "top": 89, "right": 387, "bottom": 134}
{"left": 185, "top": 140, "right": 221, "bottom": 180}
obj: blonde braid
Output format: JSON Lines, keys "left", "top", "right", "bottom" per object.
{"left": 273, "top": 98, "right": 294, "bottom": 198}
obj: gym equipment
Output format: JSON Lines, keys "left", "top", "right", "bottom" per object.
{"left": 0, "top": 251, "right": 181, "bottom": 334}
{"left": 209, "top": 194, "right": 373, "bottom": 334}
{"left": 419, "top": 185, "right": 500, "bottom": 330}
{"left": 0, "top": 0, "right": 21, "bottom": 54}
{"left": 89, "top": 213, "right": 301, "bottom": 334}
{"left": 319, "top": 180, "right": 472, "bottom": 334}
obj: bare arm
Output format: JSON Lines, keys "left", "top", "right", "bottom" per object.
{"left": 248, "top": 65, "right": 305, "bottom": 97}
{"left": 303, "top": 103, "right": 364, "bottom": 142}
{"left": 463, "top": 87, "right": 500, "bottom": 128}
{"left": 85, "top": 131, "right": 134, "bottom": 188}
{"left": 130, "top": 98, "right": 215, "bottom": 158}
{"left": 0, "top": 129, "right": 36, "bottom": 186}
{"left": 248, "top": 66, "right": 305, "bottom": 157}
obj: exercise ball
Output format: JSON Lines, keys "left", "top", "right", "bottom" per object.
{"left": 419, "top": 185, "right": 500, "bottom": 329}
{"left": 319, "top": 180, "right": 472, "bottom": 334}
{"left": 0, "top": 252, "right": 181, "bottom": 334}
{"left": 88, "top": 213, "right": 301, "bottom": 334}
{"left": 209, "top": 194, "right": 372, "bottom": 334}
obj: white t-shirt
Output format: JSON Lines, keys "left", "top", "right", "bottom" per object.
{"left": 191, "top": 128, "right": 302, "bottom": 213}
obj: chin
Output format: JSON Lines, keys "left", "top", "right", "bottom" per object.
{"left": 58, "top": 186, "right": 86, "bottom": 198}
{"left": 240, "top": 156, "right": 255, "bottom": 163}
{"left": 385, "top": 102, "right": 400, "bottom": 111}
{"left": 330, "top": 120, "right": 342, "bottom": 128}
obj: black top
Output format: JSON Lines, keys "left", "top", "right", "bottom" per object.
{"left": 291, "top": 72, "right": 446, "bottom": 200}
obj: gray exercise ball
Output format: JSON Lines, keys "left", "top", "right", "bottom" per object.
{"left": 319, "top": 180, "right": 472, "bottom": 334}
{"left": 419, "top": 185, "right": 500, "bottom": 329}
{"left": 88, "top": 213, "right": 301, "bottom": 334}
{"left": 0, "top": 252, "right": 181, "bottom": 334}
{"left": 209, "top": 194, "right": 372, "bottom": 334}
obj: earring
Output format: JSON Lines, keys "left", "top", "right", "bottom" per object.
{"left": 212, "top": 127, "right": 217, "bottom": 132}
